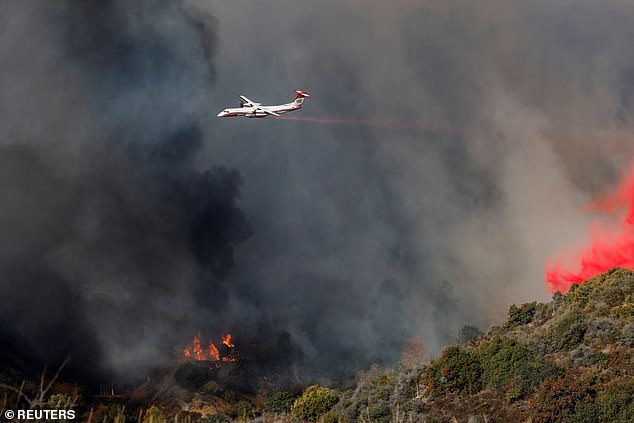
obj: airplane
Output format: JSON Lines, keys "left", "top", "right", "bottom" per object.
{"left": 217, "top": 90, "right": 311, "bottom": 118}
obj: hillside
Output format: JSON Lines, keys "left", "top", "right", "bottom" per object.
{"left": 318, "top": 267, "right": 634, "bottom": 423}
{"left": 1, "top": 268, "right": 633, "bottom": 422}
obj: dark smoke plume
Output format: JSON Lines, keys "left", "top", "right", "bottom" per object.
{"left": 0, "top": 0, "right": 253, "bottom": 382}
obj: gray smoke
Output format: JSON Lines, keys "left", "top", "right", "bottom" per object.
{"left": 201, "top": 0, "right": 634, "bottom": 357}
{"left": 0, "top": 0, "right": 252, "bottom": 381}
{"left": 1, "top": 0, "right": 634, "bottom": 382}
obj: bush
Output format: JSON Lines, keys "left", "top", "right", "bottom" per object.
{"left": 227, "top": 400, "right": 253, "bottom": 419}
{"left": 583, "top": 317, "right": 619, "bottom": 346}
{"left": 531, "top": 375, "right": 597, "bottom": 423}
{"left": 458, "top": 325, "right": 483, "bottom": 345}
{"left": 505, "top": 302, "right": 537, "bottom": 328}
{"left": 265, "top": 391, "right": 297, "bottom": 413}
{"left": 330, "top": 365, "right": 420, "bottom": 423}
{"left": 534, "top": 302, "right": 554, "bottom": 321}
{"left": 548, "top": 310, "right": 587, "bottom": 352}
{"left": 143, "top": 406, "right": 168, "bottom": 423}
{"left": 355, "top": 373, "right": 397, "bottom": 422}
{"left": 508, "top": 359, "right": 561, "bottom": 402}
{"left": 48, "top": 392, "right": 75, "bottom": 409}
{"left": 593, "top": 378, "right": 634, "bottom": 422}
{"left": 568, "top": 345, "right": 598, "bottom": 367}
{"left": 618, "top": 323, "right": 634, "bottom": 347}
{"left": 610, "top": 304, "right": 634, "bottom": 318}
{"left": 563, "top": 268, "right": 634, "bottom": 310}
{"left": 320, "top": 410, "right": 346, "bottom": 423}
{"left": 291, "top": 385, "right": 339, "bottom": 421}
{"left": 423, "top": 345, "right": 481, "bottom": 397}
{"left": 599, "top": 271, "right": 634, "bottom": 307}
{"left": 477, "top": 336, "right": 532, "bottom": 389}
{"left": 201, "top": 414, "right": 228, "bottom": 423}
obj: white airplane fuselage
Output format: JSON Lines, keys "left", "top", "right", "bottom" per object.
{"left": 217, "top": 90, "right": 311, "bottom": 118}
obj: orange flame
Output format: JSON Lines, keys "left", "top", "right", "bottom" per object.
{"left": 193, "top": 333, "right": 203, "bottom": 360}
{"left": 221, "top": 334, "right": 235, "bottom": 348}
{"left": 182, "top": 332, "right": 238, "bottom": 362}
{"left": 209, "top": 341, "right": 220, "bottom": 361}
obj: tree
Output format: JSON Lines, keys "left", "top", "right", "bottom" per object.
{"left": 458, "top": 325, "right": 483, "bottom": 345}
{"left": 291, "top": 385, "right": 339, "bottom": 421}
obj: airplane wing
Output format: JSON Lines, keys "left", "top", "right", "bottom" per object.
{"left": 239, "top": 94, "right": 259, "bottom": 107}
{"left": 258, "top": 108, "right": 280, "bottom": 117}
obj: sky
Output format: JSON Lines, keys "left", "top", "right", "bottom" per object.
{"left": 1, "top": 0, "right": 633, "bottom": 382}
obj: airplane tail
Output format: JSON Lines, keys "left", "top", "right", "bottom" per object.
{"left": 293, "top": 90, "right": 311, "bottom": 105}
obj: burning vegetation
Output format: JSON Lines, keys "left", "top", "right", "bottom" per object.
{"left": 182, "top": 333, "right": 238, "bottom": 363}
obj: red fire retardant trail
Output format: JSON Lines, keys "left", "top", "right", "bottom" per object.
{"left": 276, "top": 115, "right": 459, "bottom": 135}
{"left": 545, "top": 167, "right": 634, "bottom": 293}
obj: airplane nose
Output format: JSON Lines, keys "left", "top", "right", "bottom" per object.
{"left": 217, "top": 111, "right": 226, "bottom": 117}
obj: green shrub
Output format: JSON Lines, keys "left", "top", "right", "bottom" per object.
{"left": 584, "top": 317, "right": 619, "bottom": 346}
{"left": 48, "top": 393, "right": 75, "bottom": 408}
{"left": 505, "top": 302, "right": 537, "bottom": 328}
{"left": 330, "top": 366, "right": 416, "bottom": 423}
{"left": 548, "top": 310, "right": 587, "bottom": 352}
{"left": 143, "top": 406, "right": 168, "bottom": 423}
{"left": 291, "top": 385, "right": 339, "bottom": 421}
{"left": 227, "top": 400, "right": 253, "bottom": 419}
{"left": 508, "top": 359, "right": 561, "bottom": 402}
{"left": 568, "top": 345, "right": 598, "bottom": 367}
{"left": 358, "top": 374, "right": 398, "bottom": 423}
{"left": 477, "top": 336, "right": 532, "bottom": 389}
{"left": 594, "top": 378, "right": 634, "bottom": 422}
{"left": 320, "top": 410, "right": 347, "bottom": 423}
{"left": 458, "top": 325, "right": 483, "bottom": 345}
{"left": 618, "top": 323, "right": 634, "bottom": 347}
{"left": 567, "top": 345, "right": 610, "bottom": 369}
{"left": 563, "top": 268, "right": 634, "bottom": 310}
{"left": 570, "top": 402, "right": 600, "bottom": 423}
{"left": 201, "top": 413, "right": 228, "bottom": 423}
{"left": 599, "top": 271, "right": 634, "bottom": 307}
{"left": 423, "top": 345, "right": 481, "bottom": 397}
{"left": 534, "top": 302, "right": 554, "bottom": 321}
{"left": 610, "top": 304, "right": 634, "bottom": 318}
{"left": 265, "top": 391, "right": 297, "bottom": 413}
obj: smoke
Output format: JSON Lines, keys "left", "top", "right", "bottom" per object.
{"left": 202, "top": 0, "right": 634, "bottom": 359}
{"left": 277, "top": 116, "right": 459, "bottom": 134}
{"left": 0, "top": 0, "right": 254, "bottom": 381}
{"left": 3, "top": 0, "right": 634, "bottom": 384}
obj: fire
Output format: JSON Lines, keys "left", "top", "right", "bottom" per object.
{"left": 221, "top": 334, "right": 234, "bottom": 348}
{"left": 193, "top": 333, "right": 203, "bottom": 360}
{"left": 182, "top": 332, "right": 238, "bottom": 362}
{"left": 545, "top": 165, "right": 634, "bottom": 292}
{"left": 209, "top": 341, "right": 220, "bottom": 361}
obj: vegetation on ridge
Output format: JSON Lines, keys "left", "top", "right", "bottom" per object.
{"left": 1, "top": 268, "right": 634, "bottom": 422}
